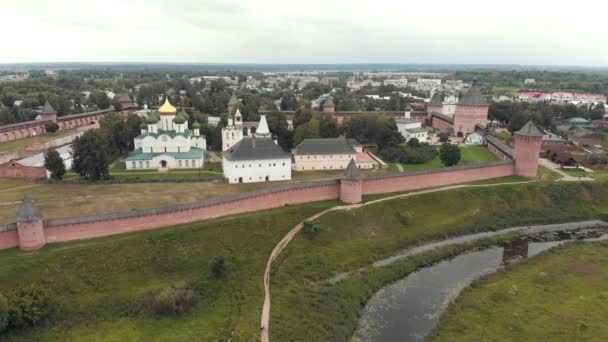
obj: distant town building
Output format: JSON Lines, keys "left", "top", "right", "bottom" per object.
{"left": 383, "top": 78, "right": 408, "bottom": 88}
{"left": 524, "top": 78, "right": 536, "bottom": 85}
{"left": 221, "top": 109, "right": 258, "bottom": 151}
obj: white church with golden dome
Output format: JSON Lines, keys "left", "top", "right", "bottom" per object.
{"left": 126, "top": 97, "right": 206, "bottom": 171}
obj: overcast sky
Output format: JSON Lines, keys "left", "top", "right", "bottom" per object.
{"left": 2, "top": 0, "right": 607, "bottom": 66}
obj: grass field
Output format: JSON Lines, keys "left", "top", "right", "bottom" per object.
{"left": 400, "top": 146, "right": 500, "bottom": 172}
{"left": 431, "top": 241, "right": 608, "bottom": 341}
{"left": 0, "top": 200, "right": 338, "bottom": 341}
{"left": 1, "top": 181, "right": 607, "bottom": 340}
{"left": 269, "top": 182, "right": 608, "bottom": 341}
{"left": 0, "top": 128, "right": 78, "bottom": 154}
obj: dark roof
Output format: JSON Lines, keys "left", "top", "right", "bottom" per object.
{"left": 406, "top": 127, "right": 427, "bottom": 133}
{"left": 293, "top": 138, "right": 357, "bottom": 155}
{"left": 228, "top": 93, "right": 239, "bottom": 105}
{"left": 324, "top": 97, "right": 335, "bottom": 107}
{"left": 16, "top": 196, "right": 43, "bottom": 222}
{"left": 515, "top": 121, "right": 543, "bottom": 137}
{"left": 429, "top": 91, "right": 443, "bottom": 105}
{"left": 485, "top": 135, "right": 514, "bottom": 158}
{"left": 458, "top": 86, "right": 487, "bottom": 106}
{"left": 343, "top": 159, "right": 360, "bottom": 179}
{"left": 431, "top": 112, "right": 454, "bottom": 124}
{"left": 116, "top": 94, "right": 132, "bottom": 102}
{"left": 223, "top": 137, "right": 290, "bottom": 161}
{"left": 42, "top": 100, "right": 56, "bottom": 114}
{"left": 405, "top": 104, "right": 413, "bottom": 111}
{"left": 554, "top": 151, "right": 577, "bottom": 164}
{"left": 569, "top": 128, "right": 602, "bottom": 139}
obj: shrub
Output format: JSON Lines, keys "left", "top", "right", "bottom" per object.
{"left": 399, "top": 211, "right": 413, "bottom": 226}
{"left": 303, "top": 220, "right": 320, "bottom": 238}
{"left": 438, "top": 132, "right": 449, "bottom": 142}
{"left": 7, "top": 284, "right": 51, "bottom": 329}
{"left": 151, "top": 283, "right": 198, "bottom": 316}
{"left": 0, "top": 294, "right": 7, "bottom": 333}
{"left": 43, "top": 122, "right": 59, "bottom": 133}
{"left": 210, "top": 256, "right": 226, "bottom": 278}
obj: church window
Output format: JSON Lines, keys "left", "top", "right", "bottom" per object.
{"left": 132, "top": 161, "right": 136, "bottom": 168}
{"left": 146, "top": 161, "right": 150, "bottom": 168}
{"left": 259, "top": 164, "right": 261, "bottom": 167}
{"left": 185, "top": 160, "right": 189, "bottom": 167}
{"left": 139, "top": 161, "right": 143, "bottom": 168}
{"left": 282, "top": 162, "right": 285, "bottom": 166}
{"left": 249, "top": 164, "right": 251, "bottom": 167}
{"left": 178, "top": 160, "right": 182, "bottom": 167}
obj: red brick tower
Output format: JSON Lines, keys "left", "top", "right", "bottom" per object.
{"left": 452, "top": 83, "right": 489, "bottom": 137}
{"left": 340, "top": 159, "right": 362, "bottom": 204}
{"left": 427, "top": 91, "right": 443, "bottom": 118}
{"left": 41, "top": 100, "right": 57, "bottom": 123}
{"left": 15, "top": 196, "right": 46, "bottom": 250}
{"left": 323, "top": 97, "right": 335, "bottom": 113}
{"left": 514, "top": 121, "right": 543, "bottom": 178}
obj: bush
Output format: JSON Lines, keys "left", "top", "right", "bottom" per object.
{"left": 210, "top": 256, "right": 226, "bottom": 278}
{"left": 303, "top": 220, "right": 320, "bottom": 238}
{"left": 438, "top": 132, "right": 449, "bottom": 142}
{"left": 43, "top": 122, "right": 59, "bottom": 133}
{"left": 150, "top": 283, "right": 198, "bottom": 316}
{"left": 399, "top": 211, "right": 413, "bottom": 226}
{"left": 380, "top": 144, "right": 437, "bottom": 165}
{"left": 0, "top": 294, "right": 7, "bottom": 333}
{"left": 7, "top": 284, "right": 51, "bottom": 330}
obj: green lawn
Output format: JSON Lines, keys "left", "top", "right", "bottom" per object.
{"left": 431, "top": 241, "right": 608, "bottom": 341}
{"left": 401, "top": 146, "right": 500, "bottom": 172}
{"left": 0, "top": 200, "right": 338, "bottom": 341}
{"left": 0, "top": 128, "right": 78, "bottom": 154}
{"left": 269, "top": 182, "right": 608, "bottom": 341}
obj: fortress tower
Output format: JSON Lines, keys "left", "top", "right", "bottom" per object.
{"left": 340, "top": 159, "right": 363, "bottom": 204}
{"left": 41, "top": 100, "right": 58, "bottom": 123}
{"left": 514, "top": 121, "right": 543, "bottom": 178}
{"left": 323, "top": 97, "right": 335, "bottom": 113}
{"left": 427, "top": 90, "right": 443, "bottom": 118}
{"left": 452, "top": 84, "right": 489, "bottom": 137}
{"left": 15, "top": 196, "right": 46, "bottom": 250}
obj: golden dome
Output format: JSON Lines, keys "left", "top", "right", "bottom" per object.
{"left": 159, "top": 97, "right": 177, "bottom": 115}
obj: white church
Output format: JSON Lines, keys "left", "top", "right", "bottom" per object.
{"left": 221, "top": 98, "right": 291, "bottom": 183}
{"left": 126, "top": 98, "right": 206, "bottom": 170}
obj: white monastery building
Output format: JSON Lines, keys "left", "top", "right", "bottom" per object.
{"left": 396, "top": 106, "right": 428, "bottom": 142}
{"left": 126, "top": 98, "right": 206, "bottom": 170}
{"left": 222, "top": 114, "right": 292, "bottom": 184}
{"left": 292, "top": 137, "right": 375, "bottom": 171}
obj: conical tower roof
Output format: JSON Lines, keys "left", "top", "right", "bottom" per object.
{"left": 16, "top": 196, "right": 43, "bottom": 222}
{"left": 429, "top": 91, "right": 443, "bottom": 105}
{"left": 515, "top": 120, "right": 543, "bottom": 137}
{"left": 343, "top": 159, "right": 360, "bottom": 180}
{"left": 228, "top": 93, "right": 239, "bottom": 105}
{"left": 42, "top": 100, "right": 56, "bottom": 114}
{"left": 458, "top": 86, "right": 487, "bottom": 106}
{"left": 256, "top": 114, "right": 270, "bottom": 136}
{"left": 324, "top": 97, "right": 335, "bottom": 107}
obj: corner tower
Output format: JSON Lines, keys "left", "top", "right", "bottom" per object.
{"left": 340, "top": 159, "right": 363, "bottom": 204}
{"left": 16, "top": 196, "right": 46, "bottom": 250}
{"left": 513, "top": 121, "right": 543, "bottom": 178}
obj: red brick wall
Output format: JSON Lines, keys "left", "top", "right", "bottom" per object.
{"left": 44, "top": 183, "right": 340, "bottom": 244}
{"left": 514, "top": 135, "right": 542, "bottom": 178}
{"left": 0, "top": 230, "right": 19, "bottom": 250}
{"left": 362, "top": 162, "right": 515, "bottom": 195}
{"left": 0, "top": 162, "right": 46, "bottom": 180}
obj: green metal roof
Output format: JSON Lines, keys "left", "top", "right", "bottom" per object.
{"left": 126, "top": 148, "right": 205, "bottom": 161}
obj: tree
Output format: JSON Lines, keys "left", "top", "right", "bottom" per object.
{"left": 89, "top": 91, "right": 111, "bottom": 109}
{"left": 406, "top": 137, "right": 420, "bottom": 148}
{"left": 44, "top": 122, "right": 59, "bottom": 133}
{"left": 266, "top": 110, "right": 294, "bottom": 150}
{"left": 317, "top": 113, "right": 339, "bottom": 138}
{"left": 71, "top": 130, "right": 110, "bottom": 180}
{"left": 303, "top": 220, "right": 320, "bottom": 238}
{"left": 439, "top": 143, "right": 461, "bottom": 167}
{"left": 293, "top": 107, "right": 313, "bottom": 128}
{"left": 294, "top": 118, "right": 320, "bottom": 145}
{"left": 99, "top": 113, "right": 129, "bottom": 155}
{"left": 210, "top": 256, "right": 226, "bottom": 278}
{"left": 44, "top": 150, "right": 66, "bottom": 180}
{"left": 342, "top": 114, "right": 404, "bottom": 150}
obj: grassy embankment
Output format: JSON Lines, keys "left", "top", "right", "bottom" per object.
{"left": 0, "top": 128, "right": 78, "bottom": 155}
{"left": 269, "top": 181, "right": 608, "bottom": 341}
{"left": 0, "top": 179, "right": 605, "bottom": 340}
{"left": 431, "top": 241, "right": 608, "bottom": 341}
{"left": 0, "top": 200, "right": 338, "bottom": 341}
